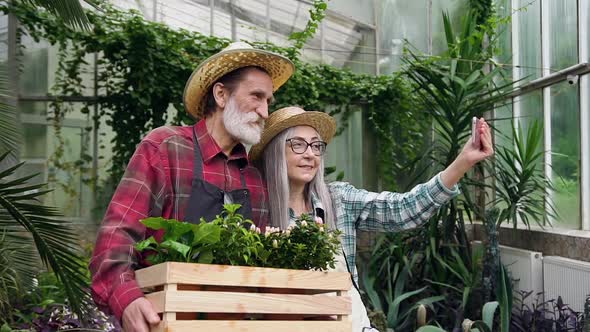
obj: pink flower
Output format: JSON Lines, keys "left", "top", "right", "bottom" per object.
{"left": 315, "top": 216, "right": 324, "bottom": 225}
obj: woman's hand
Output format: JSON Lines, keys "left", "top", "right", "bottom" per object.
{"left": 440, "top": 118, "right": 493, "bottom": 189}
{"left": 458, "top": 118, "right": 494, "bottom": 166}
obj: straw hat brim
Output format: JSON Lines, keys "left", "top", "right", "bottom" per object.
{"left": 183, "top": 48, "right": 295, "bottom": 119}
{"left": 249, "top": 111, "right": 336, "bottom": 161}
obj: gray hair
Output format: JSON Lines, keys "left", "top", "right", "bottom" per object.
{"left": 262, "top": 127, "right": 335, "bottom": 230}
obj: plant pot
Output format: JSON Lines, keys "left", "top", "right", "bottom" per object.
{"left": 136, "top": 262, "right": 352, "bottom": 331}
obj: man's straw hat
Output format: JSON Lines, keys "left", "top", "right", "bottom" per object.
{"left": 249, "top": 107, "right": 336, "bottom": 161}
{"left": 183, "top": 41, "right": 295, "bottom": 119}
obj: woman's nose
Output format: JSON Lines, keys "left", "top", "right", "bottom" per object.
{"left": 302, "top": 145, "right": 314, "bottom": 158}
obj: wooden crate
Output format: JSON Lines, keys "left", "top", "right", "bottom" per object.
{"left": 135, "top": 262, "right": 352, "bottom": 332}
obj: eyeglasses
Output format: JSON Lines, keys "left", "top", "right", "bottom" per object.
{"left": 286, "top": 138, "right": 327, "bottom": 156}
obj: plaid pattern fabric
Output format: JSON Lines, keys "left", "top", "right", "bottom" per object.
{"left": 300, "top": 173, "right": 459, "bottom": 283}
{"left": 89, "top": 119, "right": 268, "bottom": 320}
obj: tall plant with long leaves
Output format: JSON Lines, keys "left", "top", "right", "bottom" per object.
{"left": 492, "top": 120, "right": 556, "bottom": 228}
{"left": 0, "top": 0, "right": 95, "bottom": 323}
{"left": 389, "top": 9, "right": 517, "bottom": 330}
{"left": 403, "top": 10, "right": 515, "bottom": 231}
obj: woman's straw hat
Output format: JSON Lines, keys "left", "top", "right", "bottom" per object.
{"left": 249, "top": 107, "right": 337, "bottom": 161}
{"left": 183, "top": 41, "right": 295, "bottom": 119}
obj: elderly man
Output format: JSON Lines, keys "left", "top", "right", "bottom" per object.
{"left": 89, "top": 42, "right": 294, "bottom": 332}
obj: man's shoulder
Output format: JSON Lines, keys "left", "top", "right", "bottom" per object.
{"left": 141, "top": 125, "right": 193, "bottom": 147}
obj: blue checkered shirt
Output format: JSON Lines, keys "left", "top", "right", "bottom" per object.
{"left": 289, "top": 172, "right": 459, "bottom": 284}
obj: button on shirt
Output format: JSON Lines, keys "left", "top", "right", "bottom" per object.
{"left": 89, "top": 119, "right": 268, "bottom": 320}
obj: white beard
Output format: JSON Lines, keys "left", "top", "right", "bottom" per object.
{"left": 223, "top": 96, "right": 264, "bottom": 145}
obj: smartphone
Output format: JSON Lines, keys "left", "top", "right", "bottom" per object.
{"left": 471, "top": 117, "right": 480, "bottom": 148}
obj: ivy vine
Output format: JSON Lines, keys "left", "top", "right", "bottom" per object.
{"left": 4, "top": 0, "right": 426, "bottom": 192}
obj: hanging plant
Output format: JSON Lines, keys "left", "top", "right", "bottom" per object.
{"left": 3, "top": 0, "right": 425, "bottom": 192}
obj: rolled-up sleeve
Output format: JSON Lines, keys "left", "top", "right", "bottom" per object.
{"left": 332, "top": 171, "right": 460, "bottom": 232}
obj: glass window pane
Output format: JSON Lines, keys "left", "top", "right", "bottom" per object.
{"left": 519, "top": 90, "right": 543, "bottom": 130}
{"left": 376, "top": 0, "right": 428, "bottom": 74}
{"left": 550, "top": 81, "right": 580, "bottom": 229}
{"left": 21, "top": 123, "right": 48, "bottom": 159}
{"left": 495, "top": 0, "right": 511, "bottom": 79}
{"left": 585, "top": 0, "right": 590, "bottom": 62}
{"left": 324, "top": 108, "right": 363, "bottom": 188}
{"left": 549, "top": 0, "right": 578, "bottom": 71}
{"left": 517, "top": 0, "right": 541, "bottom": 83}
{"left": 19, "top": 44, "right": 49, "bottom": 96}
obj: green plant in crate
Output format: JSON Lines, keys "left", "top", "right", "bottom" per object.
{"left": 135, "top": 204, "right": 342, "bottom": 270}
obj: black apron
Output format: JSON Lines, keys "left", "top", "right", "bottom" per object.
{"left": 183, "top": 127, "right": 253, "bottom": 223}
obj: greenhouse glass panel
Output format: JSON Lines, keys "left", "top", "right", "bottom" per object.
{"left": 517, "top": 0, "right": 541, "bottom": 83}
{"left": 550, "top": 81, "right": 580, "bottom": 229}
{"left": 324, "top": 108, "right": 364, "bottom": 189}
{"left": 495, "top": 0, "right": 511, "bottom": 79}
{"left": 585, "top": 0, "right": 590, "bottom": 62}
{"left": 518, "top": 90, "right": 543, "bottom": 131}
{"left": 376, "top": 0, "right": 429, "bottom": 74}
{"left": 548, "top": 0, "right": 578, "bottom": 70}
{"left": 21, "top": 122, "right": 48, "bottom": 160}
{"left": 494, "top": 103, "right": 513, "bottom": 152}
{"left": 19, "top": 38, "right": 49, "bottom": 96}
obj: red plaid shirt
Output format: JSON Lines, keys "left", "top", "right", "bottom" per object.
{"left": 89, "top": 119, "right": 268, "bottom": 320}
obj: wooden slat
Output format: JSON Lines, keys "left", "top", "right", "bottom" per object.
{"left": 137, "top": 262, "right": 351, "bottom": 291}
{"left": 152, "top": 320, "right": 352, "bottom": 332}
{"left": 135, "top": 262, "right": 170, "bottom": 288}
{"left": 145, "top": 290, "right": 351, "bottom": 315}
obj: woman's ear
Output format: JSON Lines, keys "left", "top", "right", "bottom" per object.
{"left": 212, "top": 82, "right": 227, "bottom": 109}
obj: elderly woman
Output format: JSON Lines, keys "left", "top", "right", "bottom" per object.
{"left": 249, "top": 106, "right": 493, "bottom": 331}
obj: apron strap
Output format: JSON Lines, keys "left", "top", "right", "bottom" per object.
{"left": 192, "top": 126, "right": 205, "bottom": 180}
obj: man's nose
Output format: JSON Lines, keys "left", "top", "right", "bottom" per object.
{"left": 256, "top": 103, "right": 269, "bottom": 119}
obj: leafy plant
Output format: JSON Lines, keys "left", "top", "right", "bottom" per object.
{"left": 3, "top": 0, "right": 423, "bottom": 192}
{"left": 512, "top": 291, "right": 585, "bottom": 332}
{"left": 0, "top": 151, "right": 91, "bottom": 324}
{"left": 416, "top": 301, "right": 499, "bottom": 332}
{"left": 360, "top": 231, "right": 445, "bottom": 331}
{"left": 135, "top": 204, "right": 342, "bottom": 271}
{"left": 288, "top": 0, "right": 327, "bottom": 52}
{"left": 491, "top": 120, "right": 557, "bottom": 228}
{"left": 8, "top": 270, "right": 119, "bottom": 331}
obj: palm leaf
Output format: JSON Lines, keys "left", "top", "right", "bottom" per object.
{"left": 0, "top": 65, "right": 20, "bottom": 164}
{"left": 0, "top": 151, "right": 90, "bottom": 319}
{"left": 22, "top": 0, "right": 97, "bottom": 31}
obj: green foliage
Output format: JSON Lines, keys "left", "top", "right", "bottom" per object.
{"left": 261, "top": 215, "right": 342, "bottom": 270}
{"left": 496, "top": 264, "right": 512, "bottom": 332}
{"left": 135, "top": 204, "right": 342, "bottom": 271}
{"left": 22, "top": 0, "right": 94, "bottom": 31}
{"left": 492, "top": 120, "right": 557, "bottom": 228}
{"left": 0, "top": 65, "right": 21, "bottom": 162}
{"left": 0, "top": 151, "right": 90, "bottom": 322}
{"left": 288, "top": 0, "right": 327, "bottom": 52}
{"left": 361, "top": 231, "right": 445, "bottom": 331}
{"left": 469, "top": 0, "right": 494, "bottom": 27}
{"left": 416, "top": 301, "right": 499, "bottom": 332}
{"left": 3, "top": 0, "right": 422, "bottom": 190}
